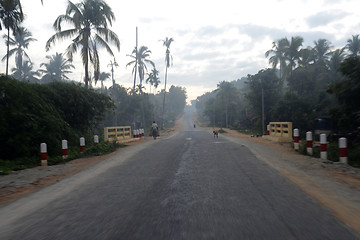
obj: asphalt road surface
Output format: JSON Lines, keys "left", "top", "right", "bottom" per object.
{"left": 0, "top": 112, "right": 358, "bottom": 240}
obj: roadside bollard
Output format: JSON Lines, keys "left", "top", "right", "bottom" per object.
{"left": 320, "top": 134, "right": 327, "bottom": 160}
{"left": 293, "top": 128, "right": 299, "bottom": 151}
{"left": 62, "top": 140, "right": 68, "bottom": 159}
{"left": 133, "top": 129, "right": 137, "bottom": 138}
{"left": 80, "top": 137, "right": 85, "bottom": 152}
{"left": 339, "top": 137, "right": 347, "bottom": 164}
{"left": 267, "top": 125, "right": 270, "bottom": 135}
{"left": 141, "top": 129, "right": 144, "bottom": 137}
{"left": 40, "top": 143, "right": 47, "bottom": 166}
{"left": 306, "top": 131, "right": 313, "bottom": 155}
{"left": 94, "top": 135, "right": 99, "bottom": 145}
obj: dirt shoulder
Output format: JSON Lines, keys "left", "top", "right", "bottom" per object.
{"left": 218, "top": 128, "right": 360, "bottom": 233}
{"left": 0, "top": 125, "right": 180, "bottom": 207}
{"left": 0, "top": 140, "right": 141, "bottom": 206}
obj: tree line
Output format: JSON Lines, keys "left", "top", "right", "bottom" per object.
{"left": 0, "top": 0, "right": 183, "bottom": 126}
{"left": 0, "top": 0, "right": 187, "bottom": 170}
{"left": 0, "top": 76, "right": 186, "bottom": 171}
{"left": 0, "top": 0, "right": 174, "bottom": 95}
{"left": 195, "top": 35, "right": 360, "bottom": 138}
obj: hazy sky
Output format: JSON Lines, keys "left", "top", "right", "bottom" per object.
{"left": 1, "top": 0, "right": 360, "bottom": 102}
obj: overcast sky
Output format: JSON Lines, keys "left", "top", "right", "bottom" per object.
{"left": 1, "top": 0, "right": 360, "bottom": 103}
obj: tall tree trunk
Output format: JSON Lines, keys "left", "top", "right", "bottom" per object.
{"left": 133, "top": 27, "right": 138, "bottom": 91}
{"left": 162, "top": 65, "right": 168, "bottom": 128}
{"left": 85, "top": 61, "right": 89, "bottom": 87}
{"left": 6, "top": 27, "right": 10, "bottom": 76}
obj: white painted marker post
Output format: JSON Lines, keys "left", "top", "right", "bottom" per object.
{"left": 293, "top": 128, "right": 299, "bottom": 151}
{"left": 62, "top": 140, "right": 68, "bottom": 159}
{"left": 94, "top": 135, "right": 99, "bottom": 145}
{"left": 80, "top": 137, "right": 85, "bottom": 152}
{"left": 306, "top": 131, "right": 313, "bottom": 155}
{"left": 267, "top": 125, "right": 270, "bottom": 135}
{"left": 320, "top": 134, "right": 327, "bottom": 160}
{"left": 339, "top": 137, "right": 347, "bottom": 164}
{"left": 40, "top": 143, "right": 47, "bottom": 166}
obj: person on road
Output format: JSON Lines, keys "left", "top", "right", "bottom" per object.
{"left": 152, "top": 121, "right": 158, "bottom": 139}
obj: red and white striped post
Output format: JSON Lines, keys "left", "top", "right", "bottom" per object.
{"left": 320, "top": 133, "right": 327, "bottom": 160}
{"left": 133, "top": 129, "right": 137, "bottom": 138}
{"left": 339, "top": 137, "right": 347, "bottom": 164}
{"left": 80, "top": 137, "right": 85, "bottom": 152}
{"left": 293, "top": 128, "right": 299, "bottom": 150}
{"left": 40, "top": 143, "right": 47, "bottom": 166}
{"left": 267, "top": 125, "right": 270, "bottom": 135}
{"left": 141, "top": 129, "right": 144, "bottom": 137}
{"left": 94, "top": 135, "right": 99, "bottom": 145}
{"left": 306, "top": 131, "right": 313, "bottom": 155}
{"left": 62, "top": 140, "right": 68, "bottom": 159}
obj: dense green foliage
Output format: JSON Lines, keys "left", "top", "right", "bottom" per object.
{"left": 328, "top": 57, "right": 360, "bottom": 130}
{"left": 196, "top": 35, "right": 359, "bottom": 134}
{"left": 0, "top": 1, "right": 187, "bottom": 174}
{"left": 195, "top": 35, "right": 360, "bottom": 166}
{"left": 0, "top": 76, "right": 113, "bottom": 170}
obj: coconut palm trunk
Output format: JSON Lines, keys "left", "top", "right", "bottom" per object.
{"left": 6, "top": 27, "right": 10, "bottom": 75}
{"left": 161, "top": 38, "right": 173, "bottom": 127}
{"left": 162, "top": 63, "right": 168, "bottom": 124}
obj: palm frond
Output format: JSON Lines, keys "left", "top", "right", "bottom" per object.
{"left": 46, "top": 28, "right": 79, "bottom": 51}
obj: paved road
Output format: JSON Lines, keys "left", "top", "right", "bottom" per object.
{"left": 0, "top": 112, "right": 358, "bottom": 239}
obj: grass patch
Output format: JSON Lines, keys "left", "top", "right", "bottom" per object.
{"left": 218, "top": 128, "right": 227, "bottom": 133}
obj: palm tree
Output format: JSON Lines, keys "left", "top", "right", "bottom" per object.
{"left": 98, "top": 71, "right": 110, "bottom": 89}
{"left": 298, "top": 47, "right": 315, "bottom": 68}
{"left": 12, "top": 60, "right": 39, "bottom": 82}
{"left": 161, "top": 37, "right": 174, "bottom": 122}
{"left": 126, "top": 45, "right": 155, "bottom": 94}
{"left": 284, "top": 36, "right": 303, "bottom": 78}
{"left": 346, "top": 35, "right": 360, "bottom": 57}
{"left": 45, "top": 0, "right": 120, "bottom": 87}
{"left": 161, "top": 37, "right": 174, "bottom": 90}
{"left": 146, "top": 68, "right": 160, "bottom": 94}
{"left": 328, "top": 48, "right": 346, "bottom": 82}
{"left": 313, "top": 38, "right": 332, "bottom": 64}
{"left": 0, "top": 0, "right": 23, "bottom": 30}
{"left": 2, "top": 26, "right": 36, "bottom": 76}
{"left": 153, "top": 76, "right": 161, "bottom": 93}
{"left": 0, "top": 0, "right": 23, "bottom": 75}
{"left": 265, "top": 38, "right": 288, "bottom": 80}
{"left": 38, "top": 52, "right": 74, "bottom": 83}
{"left": 108, "top": 59, "right": 118, "bottom": 87}
{"left": 136, "top": 84, "right": 146, "bottom": 94}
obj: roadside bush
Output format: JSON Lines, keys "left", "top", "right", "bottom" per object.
{"left": 218, "top": 128, "right": 227, "bottom": 133}
{"left": 0, "top": 77, "right": 114, "bottom": 170}
{"left": 327, "top": 142, "right": 339, "bottom": 162}
{"left": 81, "top": 141, "right": 125, "bottom": 157}
{"left": 349, "top": 145, "right": 360, "bottom": 168}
